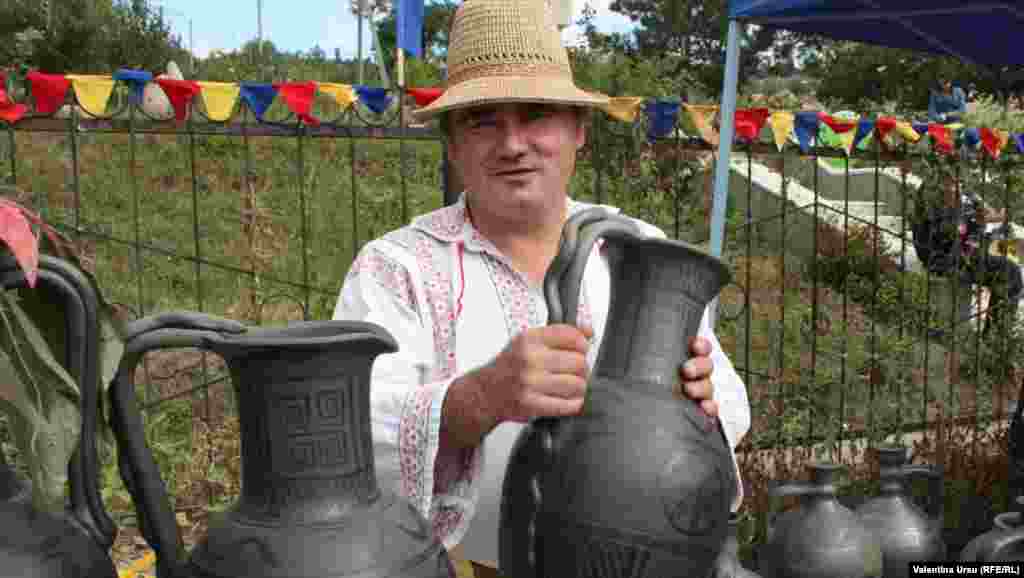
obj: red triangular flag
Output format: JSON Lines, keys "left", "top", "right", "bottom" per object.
{"left": 0, "top": 200, "right": 39, "bottom": 287}
{"left": 734, "top": 108, "right": 771, "bottom": 141}
{"left": 407, "top": 87, "right": 443, "bottom": 107}
{"left": 25, "top": 71, "right": 71, "bottom": 115}
{"left": 155, "top": 78, "right": 201, "bottom": 122}
{"left": 979, "top": 127, "right": 1008, "bottom": 159}
{"left": 274, "top": 81, "right": 319, "bottom": 126}
{"left": 928, "top": 124, "right": 953, "bottom": 155}
{"left": 875, "top": 117, "right": 897, "bottom": 140}
{"left": 818, "top": 112, "right": 857, "bottom": 134}
{"left": 0, "top": 88, "right": 28, "bottom": 125}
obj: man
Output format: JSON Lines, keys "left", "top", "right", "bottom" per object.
{"left": 332, "top": 0, "right": 751, "bottom": 575}
{"left": 928, "top": 77, "right": 967, "bottom": 124}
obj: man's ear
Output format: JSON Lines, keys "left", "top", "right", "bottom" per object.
{"left": 575, "top": 113, "right": 587, "bottom": 151}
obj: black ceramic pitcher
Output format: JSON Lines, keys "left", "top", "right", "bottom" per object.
{"left": 854, "top": 446, "right": 945, "bottom": 576}
{"left": 960, "top": 496, "right": 1024, "bottom": 562}
{"left": 108, "top": 312, "right": 452, "bottom": 578}
{"left": 760, "top": 463, "right": 883, "bottom": 578}
{"left": 499, "top": 208, "right": 737, "bottom": 578}
{"left": 0, "top": 253, "right": 117, "bottom": 577}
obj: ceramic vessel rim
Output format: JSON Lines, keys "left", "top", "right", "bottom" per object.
{"left": 221, "top": 320, "right": 398, "bottom": 351}
{"left": 615, "top": 236, "right": 733, "bottom": 285}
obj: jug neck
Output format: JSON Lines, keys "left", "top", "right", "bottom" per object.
{"left": 592, "top": 242, "right": 725, "bottom": 393}
{"left": 230, "top": 345, "right": 382, "bottom": 524}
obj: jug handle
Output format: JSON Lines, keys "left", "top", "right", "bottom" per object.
{"left": 900, "top": 464, "right": 945, "bottom": 529}
{"left": 766, "top": 481, "right": 815, "bottom": 539}
{"left": 0, "top": 255, "right": 118, "bottom": 546}
{"left": 965, "top": 526, "right": 1024, "bottom": 562}
{"left": 109, "top": 311, "right": 246, "bottom": 578}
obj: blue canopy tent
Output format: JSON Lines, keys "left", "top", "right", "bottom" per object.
{"left": 708, "top": 1, "right": 1024, "bottom": 277}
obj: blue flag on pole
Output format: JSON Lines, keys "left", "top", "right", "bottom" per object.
{"left": 397, "top": 0, "right": 425, "bottom": 58}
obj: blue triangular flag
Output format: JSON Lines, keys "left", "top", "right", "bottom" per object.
{"left": 853, "top": 119, "right": 875, "bottom": 150}
{"left": 114, "top": 68, "right": 153, "bottom": 105}
{"left": 239, "top": 83, "right": 278, "bottom": 120}
{"left": 912, "top": 123, "right": 929, "bottom": 138}
{"left": 396, "top": 0, "right": 425, "bottom": 59}
{"left": 643, "top": 100, "right": 680, "bottom": 141}
{"left": 962, "top": 127, "right": 981, "bottom": 150}
{"left": 355, "top": 86, "right": 393, "bottom": 114}
{"left": 794, "top": 111, "right": 820, "bottom": 153}
{"left": 1014, "top": 134, "right": 1024, "bottom": 153}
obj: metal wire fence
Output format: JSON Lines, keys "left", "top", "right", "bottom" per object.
{"left": 2, "top": 85, "right": 1023, "bottom": 559}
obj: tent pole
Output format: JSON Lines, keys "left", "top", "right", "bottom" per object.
{"left": 708, "top": 18, "right": 742, "bottom": 327}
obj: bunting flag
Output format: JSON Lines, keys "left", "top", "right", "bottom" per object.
{"left": 875, "top": 116, "right": 899, "bottom": 148}
{"left": 355, "top": 86, "right": 392, "bottom": 114}
{"left": 601, "top": 97, "right": 645, "bottom": 123}
{"left": 928, "top": 123, "right": 954, "bottom": 155}
{"left": 239, "top": 83, "right": 278, "bottom": 121}
{"left": 406, "top": 87, "right": 443, "bottom": 108}
{"left": 197, "top": 81, "right": 241, "bottom": 122}
{"left": 65, "top": 75, "right": 116, "bottom": 117}
{"left": 275, "top": 81, "right": 319, "bottom": 126}
{"left": 684, "top": 104, "right": 719, "bottom": 147}
{"left": 113, "top": 68, "right": 153, "bottom": 104}
{"left": 962, "top": 127, "right": 981, "bottom": 151}
{"left": 0, "top": 86, "right": 28, "bottom": 124}
{"left": 155, "top": 78, "right": 201, "bottom": 121}
{"left": 895, "top": 121, "right": 921, "bottom": 144}
{"left": 644, "top": 100, "right": 681, "bottom": 141}
{"left": 1014, "top": 134, "right": 1024, "bottom": 155}
{"left": 768, "top": 111, "right": 794, "bottom": 151}
{"left": 980, "top": 128, "right": 1009, "bottom": 159}
{"left": 794, "top": 111, "right": 821, "bottom": 153}
{"left": 912, "top": 123, "right": 930, "bottom": 139}
{"left": 853, "top": 119, "right": 875, "bottom": 151}
{"left": 397, "top": 0, "right": 425, "bottom": 58}
{"left": 734, "top": 107, "right": 770, "bottom": 142}
{"left": 25, "top": 71, "right": 71, "bottom": 115}
{"left": 320, "top": 83, "right": 358, "bottom": 109}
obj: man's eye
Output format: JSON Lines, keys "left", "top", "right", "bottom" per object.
{"left": 526, "top": 107, "right": 553, "bottom": 121}
{"left": 471, "top": 117, "right": 496, "bottom": 128}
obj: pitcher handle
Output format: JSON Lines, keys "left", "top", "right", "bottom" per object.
{"left": 0, "top": 254, "right": 117, "bottom": 547}
{"left": 109, "top": 311, "right": 246, "bottom": 578}
{"left": 900, "top": 464, "right": 945, "bottom": 528}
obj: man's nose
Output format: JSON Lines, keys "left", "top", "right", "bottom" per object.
{"left": 496, "top": 118, "right": 528, "bottom": 155}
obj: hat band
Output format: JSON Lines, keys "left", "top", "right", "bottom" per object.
{"left": 445, "top": 61, "right": 570, "bottom": 89}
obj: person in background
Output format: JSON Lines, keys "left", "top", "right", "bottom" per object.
{"left": 929, "top": 77, "right": 967, "bottom": 124}
{"left": 331, "top": 1, "right": 752, "bottom": 576}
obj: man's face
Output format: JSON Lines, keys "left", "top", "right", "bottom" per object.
{"left": 447, "top": 103, "right": 586, "bottom": 218}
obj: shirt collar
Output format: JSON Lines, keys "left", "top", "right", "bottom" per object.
{"left": 409, "top": 192, "right": 613, "bottom": 254}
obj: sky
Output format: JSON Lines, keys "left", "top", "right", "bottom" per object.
{"left": 152, "top": 0, "right": 638, "bottom": 60}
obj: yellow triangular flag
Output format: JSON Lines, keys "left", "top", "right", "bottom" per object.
{"left": 197, "top": 81, "right": 240, "bottom": 122}
{"left": 65, "top": 75, "right": 115, "bottom": 117}
{"left": 894, "top": 121, "right": 921, "bottom": 144}
{"left": 318, "top": 82, "right": 357, "bottom": 110}
{"left": 836, "top": 115, "right": 859, "bottom": 156}
{"left": 768, "top": 111, "right": 794, "bottom": 152}
{"left": 684, "top": 104, "right": 719, "bottom": 147}
{"left": 601, "top": 96, "right": 644, "bottom": 123}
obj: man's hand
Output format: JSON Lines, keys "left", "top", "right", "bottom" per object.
{"left": 478, "top": 324, "right": 594, "bottom": 423}
{"left": 676, "top": 336, "right": 718, "bottom": 418}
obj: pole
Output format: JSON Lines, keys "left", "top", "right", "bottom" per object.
{"left": 707, "top": 18, "right": 742, "bottom": 327}
{"left": 189, "top": 19, "right": 195, "bottom": 77}
{"left": 397, "top": 48, "right": 405, "bottom": 88}
{"left": 257, "top": 0, "right": 264, "bottom": 71}
{"left": 357, "top": 0, "right": 366, "bottom": 84}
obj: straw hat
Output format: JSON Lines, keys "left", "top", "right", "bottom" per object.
{"left": 411, "top": 0, "right": 608, "bottom": 121}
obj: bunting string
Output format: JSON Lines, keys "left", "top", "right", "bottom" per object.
{"left": 0, "top": 68, "right": 1022, "bottom": 159}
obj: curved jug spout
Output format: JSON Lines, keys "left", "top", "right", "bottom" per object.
{"left": 109, "top": 312, "right": 451, "bottom": 578}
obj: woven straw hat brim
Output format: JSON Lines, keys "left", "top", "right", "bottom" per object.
{"left": 411, "top": 75, "right": 609, "bottom": 121}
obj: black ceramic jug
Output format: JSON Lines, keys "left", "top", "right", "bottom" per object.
{"left": 108, "top": 312, "right": 452, "bottom": 578}
{"left": 499, "top": 208, "right": 737, "bottom": 578}
{"left": 760, "top": 463, "right": 883, "bottom": 578}
{"left": 960, "top": 496, "right": 1024, "bottom": 562}
{"left": 854, "top": 446, "right": 945, "bottom": 576}
{"left": 0, "top": 253, "right": 118, "bottom": 577}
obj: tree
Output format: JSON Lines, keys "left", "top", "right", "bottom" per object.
{"left": 608, "top": 0, "right": 828, "bottom": 96}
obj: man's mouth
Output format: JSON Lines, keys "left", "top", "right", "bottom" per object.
{"left": 494, "top": 168, "right": 535, "bottom": 176}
